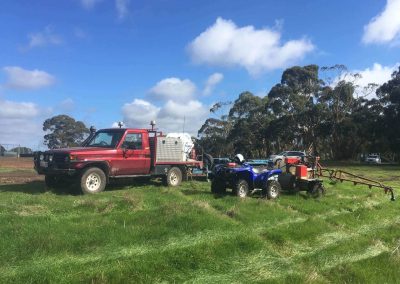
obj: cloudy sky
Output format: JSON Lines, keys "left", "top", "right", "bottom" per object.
{"left": 0, "top": 0, "right": 399, "bottom": 148}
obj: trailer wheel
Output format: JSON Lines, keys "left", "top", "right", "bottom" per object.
{"left": 80, "top": 167, "right": 106, "bottom": 194}
{"left": 165, "top": 167, "right": 182, "bottom": 187}
{"left": 308, "top": 182, "right": 325, "bottom": 198}
{"left": 234, "top": 179, "right": 249, "bottom": 198}
{"left": 211, "top": 178, "right": 226, "bottom": 194}
{"left": 264, "top": 180, "right": 281, "bottom": 200}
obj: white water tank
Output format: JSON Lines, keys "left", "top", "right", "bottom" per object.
{"left": 166, "top": 133, "right": 194, "bottom": 160}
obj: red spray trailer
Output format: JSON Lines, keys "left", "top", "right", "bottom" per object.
{"left": 278, "top": 156, "right": 395, "bottom": 201}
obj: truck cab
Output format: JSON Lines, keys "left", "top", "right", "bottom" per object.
{"left": 34, "top": 127, "right": 204, "bottom": 194}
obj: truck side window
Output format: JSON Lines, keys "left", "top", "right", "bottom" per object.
{"left": 122, "top": 133, "right": 142, "bottom": 150}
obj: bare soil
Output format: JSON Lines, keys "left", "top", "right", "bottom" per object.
{"left": 0, "top": 157, "right": 43, "bottom": 184}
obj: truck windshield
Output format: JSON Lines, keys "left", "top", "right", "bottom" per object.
{"left": 87, "top": 130, "right": 124, "bottom": 148}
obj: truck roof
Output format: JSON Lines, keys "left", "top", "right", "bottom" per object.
{"left": 99, "top": 128, "right": 150, "bottom": 132}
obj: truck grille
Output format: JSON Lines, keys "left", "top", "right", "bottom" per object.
{"left": 44, "top": 153, "right": 69, "bottom": 169}
{"left": 53, "top": 153, "right": 67, "bottom": 164}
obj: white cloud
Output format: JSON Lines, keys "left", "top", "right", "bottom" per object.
{"left": 355, "top": 63, "right": 398, "bottom": 87}
{"left": 0, "top": 100, "right": 44, "bottom": 147}
{"left": 159, "top": 100, "right": 207, "bottom": 119}
{"left": 122, "top": 99, "right": 208, "bottom": 135}
{"left": 122, "top": 75, "right": 216, "bottom": 135}
{"left": 122, "top": 99, "right": 161, "bottom": 128}
{"left": 0, "top": 100, "right": 39, "bottom": 119}
{"left": 362, "top": 0, "right": 400, "bottom": 45}
{"left": 3, "top": 66, "right": 55, "bottom": 90}
{"left": 81, "top": 0, "right": 102, "bottom": 9}
{"left": 203, "top": 73, "right": 223, "bottom": 96}
{"left": 333, "top": 63, "right": 399, "bottom": 99}
{"left": 24, "top": 26, "right": 62, "bottom": 50}
{"left": 188, "top": 17, "right": 314, "bottom": 75}
{"left": 116, "top": 0, "right": 130, "bottom": 19}
{"left": 148, "top": 78, "right": 196, "bottom": 101}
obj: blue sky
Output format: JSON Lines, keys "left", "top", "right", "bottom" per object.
{"left": 0, "top": 0, "right": 399, "bottom": 149}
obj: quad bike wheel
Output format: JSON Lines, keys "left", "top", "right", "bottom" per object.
{"left": 234, "top": 179, "right": 249, "bottom": 198}
{"left": 264, "top": 180, "right": 281, "bottom": 200}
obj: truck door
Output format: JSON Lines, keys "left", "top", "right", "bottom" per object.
{"left": 117, "top": 132, "right": 151, "bottom": 175}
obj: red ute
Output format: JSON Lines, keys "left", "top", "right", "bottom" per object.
{"left": 34, "top": 127, "right": 205, "bottom": 194}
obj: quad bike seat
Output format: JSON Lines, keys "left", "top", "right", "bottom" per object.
{"left": 252, "top": 166, "right": 269, "bottom": 174}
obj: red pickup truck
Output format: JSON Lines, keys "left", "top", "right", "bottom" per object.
{"left": 34, "top": 127, "right": 207, "bottom": 194}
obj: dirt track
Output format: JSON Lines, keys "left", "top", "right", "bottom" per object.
{"left": 0, "top": 157, "right": 43, "bottom": 184}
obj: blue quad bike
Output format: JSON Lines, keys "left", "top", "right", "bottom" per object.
{"left": 210, "top": 161, "right": 283, "bottom": 199}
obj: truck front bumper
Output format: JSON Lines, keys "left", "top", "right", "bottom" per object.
{"left": 35, "top": 166, "right": 77, "bottom": 176}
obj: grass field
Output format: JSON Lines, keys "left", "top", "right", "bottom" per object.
{"left": 0, "top": 161, "right": 399, "bottom": 283}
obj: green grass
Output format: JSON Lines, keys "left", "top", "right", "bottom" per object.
{"left": 0, "top": 164, "right": 399, "bottom": 283}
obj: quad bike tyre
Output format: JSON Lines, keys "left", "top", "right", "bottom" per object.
{"left": 264, "top": 180, "right": 281, "bottom": 200}
{"left": 234, "top": 179, "right": 250, "bottom": 198}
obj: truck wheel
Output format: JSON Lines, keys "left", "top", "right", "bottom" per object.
{"left": 264, "top": 180, "right": 281, "bottom": 200}
{"left": 234, "top": 179, "right": 249, "bottom": 198}
{"left": 165, "top": 167, "right": 182, "bottom": 187}
{"left": 211, "top": 178, "right": 226, "bottom": 194}
{"left": 80, "top": 167, "right": 106, "bottom": 194}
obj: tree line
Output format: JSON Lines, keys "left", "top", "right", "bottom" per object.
{"left": 197, "top": 64, "right": 400, "bottom": 161}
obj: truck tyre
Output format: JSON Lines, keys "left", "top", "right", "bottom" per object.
{"left": 211, "top": 178, "right": 226, "bottom": 194}
{"left": 234, "top": 179, "right": 249, "bottom": 198}
{"left": 264, "top": 180, "right": 281, "bottom": 200}
{"left": 80, "top": 167, "right": 106, "bottom": 194}
{"left": 165, "top": 167, "right": 182, "bottom": 187}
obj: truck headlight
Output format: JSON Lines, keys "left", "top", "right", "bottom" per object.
{"left": 40, "top": 154, "right": 44, "bottom": 161}
{"left": 67, "top": 154, "right": 79, "bottom": 161}
{"left": 48, "top": 155, "right": 53, "bottom": 162}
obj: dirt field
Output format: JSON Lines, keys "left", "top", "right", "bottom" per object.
{"left": 0, "top": 157, "right": 42, "bottom": 184}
